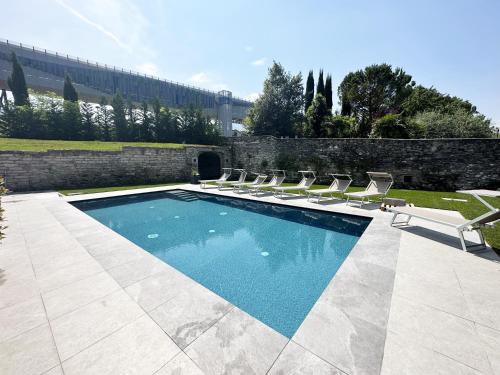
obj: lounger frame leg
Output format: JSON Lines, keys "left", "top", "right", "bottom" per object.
{"left": 476, "top": 229, "right": 486, "bottom": 247}
{"left": 390, "top": 213, "right": 398, "bottom": 226}
{"left": 458, "top": 230, "right": 467, "bottom": 252}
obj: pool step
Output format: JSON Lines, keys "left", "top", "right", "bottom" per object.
{"left": 165, "top": 190, "right": 199, "bottom": 202}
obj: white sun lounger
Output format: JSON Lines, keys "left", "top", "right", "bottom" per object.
{"left": 273, "top": 171, "right": 316, "bottom": 198}
{"left": 388, "top": 193, "right": 500, "bottom": 252}
{"left": 216, "top": 169, "right": 247, "bottom": 190}
{"left": 249, "top": 170, "right": 286, "bottom": 195}
{"left": 232, "top": 173, "right": 268, "bottom": 193}
{"left": 199, "top": 168, "right": 232, "bottom": 188}
{"left": 345, "top": 172, "right": 393, "bottom": 206}
{"left": 307, "top": 174, "right": 352, "bottom": 203}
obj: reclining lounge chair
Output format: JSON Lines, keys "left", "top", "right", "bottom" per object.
{"left": 388, "top": 193, "right": 500, "bottom": 252}
{"left": 216, "top": 169, "right": 247, "bottom": 190}
{"left": 345, "top": 172, "right": 393, "bottom": 207}
{"left": 232, "top": 173, "right": 268, "bottom": 193}
{"left": 249, "top": 170, "right": 286, "bottom": 195}
{"left": 273, "top": 171, "right": 316, "bottom": 198}
{"left": 307, "top": 174, "right": 352, "bottom": 203}
{"left": 199, "top": 168, "right": 232, "bottom": 188}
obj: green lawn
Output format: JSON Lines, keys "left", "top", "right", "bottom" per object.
{"left": 0, "top": 138, "right": 191, "bottom": 152}
{"left": 274, "top": 183, "right": 500, "bottom": 252}
{"left": 59, "top": 182, "right": 184, "bottom": 196}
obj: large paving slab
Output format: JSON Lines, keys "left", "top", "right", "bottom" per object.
{"left": 184, "top": 308, "right": 289, "bottom": 375}
{"left": 1, "top": 184, "right": 499, "bottom": 375}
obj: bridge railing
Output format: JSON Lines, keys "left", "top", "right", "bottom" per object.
{"left": 0, "top": 38, "right": 253, "bottom": 104}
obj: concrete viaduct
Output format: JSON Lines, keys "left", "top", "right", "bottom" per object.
{"left": 0, "top": 39, "right": 253, "bottom": 136}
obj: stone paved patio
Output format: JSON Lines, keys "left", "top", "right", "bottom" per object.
{"left": 0, "top": 184, "right": 499, "bottom": 375}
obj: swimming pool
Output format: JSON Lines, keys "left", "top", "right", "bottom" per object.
{"left": 73, "top": 190, "right": 371, "bottom": 338}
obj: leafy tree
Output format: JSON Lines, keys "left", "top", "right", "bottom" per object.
{"left": 63, "top": 74, "right": 78, "bottom": 102}
{"left": 338, "top": 64, "right": 414, "bottom": 136}
{"left": 139, "top": 101, "right": 153, "bottom": 141}
{"left": 126, "top": 99, "right": 139, "bottom": 141}
{"left": 325, "top": 115, "right": 356, "bottom": 138}
{"left": 112, "top": 92, "right": 128, "bottom": 141}
{"left": 178, "top": 105, "right": 202, "bottom": 143}
{"left": 0, "top": 89, "right": 7, "bottom": 109}
{"left": 402, "top": 85, "right": 475, "bottom": 117}
{"left": 316, "top": 69, "right": 325, "bottom": 97}
{"left": 245, "top": 62, "right": 303, "bottom": 137}
{"left": 305, "top": 94, "right": 329, "bottom": 137}
{"left": 155, "top": 106, "right": 178, "bottom": 142}
{"left": 304, "top": 70, "right": 315, "bottom": 112}
{"left": 340, "top": 97, "right": 352, "bottom": 116}
{"left": 7, "top": 52, "right": 29, "bottom": 106}
{"left": 62, "top": 101, "right": 81, "bottom": 140}
{"left": 151, "top": 97, "right": 161, "bottom": 139}
{"left": 34, "top": 92, "right": 62, "bottom": 139}
{"left": 80, "top": 101, "right": 96, "bottom": 140}
{"left": 177, "top": 105, "right": 222, "bottom": 144}
{"left": 371, "top": 114, "right": 410, "bottom": 138}
{"left": 202, "top": 119, "right": 223, "bottom": 145}
{"left": 325, "top": 74, "right": 333, "bottom": 112}
{"left": 409, "top": 110, "right": 493, "bottom": 138}
{"left": 96, "top": 96, "right": 112, "bottom": 141}
{"left": 0, "top": 104, "right": 31, "bottom": 138}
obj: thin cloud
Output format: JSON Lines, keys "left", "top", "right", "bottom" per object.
{"left": 53, "top": 0, "right": 129, "bottom": 51}
{"left": 251, "top": 58, "right": 266, "bottom": 66}
{"left": 136, "top": 62, "right": 161, "bottom": 77}
{"left": 244, "top": 46, "right": 254, "bottom": 52}
{"left": 188, "top": 72, "right": 227, "bottom": 91}
{"left": 188, "top": 72, "right": 211, "bottom": 85}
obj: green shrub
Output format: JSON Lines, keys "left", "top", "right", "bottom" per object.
{"left": 325, "top": 115, "right": 356, "bottom": 138}
{"left": 409, "top": 109, "right": 493, "bottom": 138}
{"left": 371, "top": 114, "right": 408, "bottom": 138}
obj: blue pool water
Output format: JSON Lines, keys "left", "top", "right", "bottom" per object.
{"left": 73, "top": 190, "right": 371, "bottom": 338}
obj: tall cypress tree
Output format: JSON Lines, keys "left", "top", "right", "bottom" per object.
{"left": 304, "top": 70, "right": 315, "bottom": 112}
{"left": 63, "top": 74, "right": 79, "bottom": 102}
{"left": 325, "top": 74, "right": 333, "bottom": 111}
{"left": 112, "top": 92, "right": 128, "bottom": 141}
{"left": 61, "top": 73, "right": 80, "bottom": 140}
{"left": 139, "top": 101, "right": 152, "bottom": 141}
{"left": 126, "top": 99, "right": 138, "bottom": 141}
{"left": 306, "top": 94, "right": 329, "bottom": 138}
{"left": 97, "top": 96, "right": 112, "bottom": 141}
{"left": 7, "top": 52, "right": 29, "bottom": 106}
{"left": 316, "top": 69, "right": 325, "bottom": 97}
{"left": 80, "top": 101, "right": 96, "bottom": 140}
{"left": 0, "top": 89, "right": 7, "bottom": 109}
{"left": 151, "top": 97, "right": 161, "bottom": 140}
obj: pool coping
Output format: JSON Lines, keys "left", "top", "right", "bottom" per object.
{"left": 4, "top": 184, "right": 500, "bottom": 375}
{"left": 63, "top": 184, "right": 401, "bottom": 374}
{"left": 1, "top": 184, "right": 401, "bottom": 374}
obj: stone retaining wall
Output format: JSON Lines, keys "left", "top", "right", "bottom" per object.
{"left": 230, "top": 137, "right": 500, "bottom": 190}
{"left": 1, "top": 137, "right": 498, "bottom": 191}
{"left": 0, "top": 146, "right": 229, "bottom": 191}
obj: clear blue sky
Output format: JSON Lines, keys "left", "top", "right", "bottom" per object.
{"left": 1, "top": 0, "right": 499, "bottom": 125}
